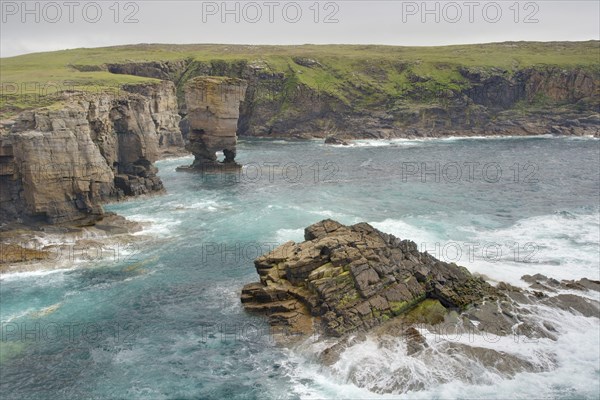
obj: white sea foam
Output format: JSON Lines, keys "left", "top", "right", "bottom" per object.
{"left": 371, "top": 218, "right": 443, "bottom": 245}
{"left": 16, "top": 228, "right": 107, "bottom": 250}
{"left": 323, "top": 135, "right": 578, "bottom": 148}
{"left": 269, "top": 140, "right": 293, "bottom": 144}
{"left": 0, "top": 267, "right": 73, "bottom": 282}
{"left": 345, "top": 139, "right": 423, "bottom": 148}
{"left": 171, "top": 199, "right": 222, "bottom": 212}
{"left": 438, "top": 134, "right": 556, "bottom": 142}
{"left": 285, "top": 302, "right": 600, "bottom": 399}
{"left": 462, "top": 211, "right": 600, "bottom": 285}
{"left": 280, "top": 211, "right": 600, "bottom": 397}
{"left": 274, "top": 228, "right": 304, "bottom": 244}
{"left": 372, "top": 211, "right": 600, "bottom": 286}
{"left": 309, "top": 209, "right": 349, "bottom": 219}
{"left": 127, "top": 215, "right": 182, "bottom": 237}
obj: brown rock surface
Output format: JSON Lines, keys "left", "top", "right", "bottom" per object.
{"left": 180, "top": 77, "right": 247, "bottom": 169}
{"left": 0, "top": 82, "right": 182, "bottom": 225}
{"left": 241, "top": 219, "right": 498, "bottom": 337}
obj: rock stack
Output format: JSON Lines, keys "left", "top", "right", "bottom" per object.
{"left": 179, "top": 77, "right": 247, "bottom": 171}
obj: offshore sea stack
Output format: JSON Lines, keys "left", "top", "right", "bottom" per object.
{"left": 179, "top": 77, "right": 247, "bottom": 171}
{"left": 241, "top": 219, "right": 497, "bottom": 337}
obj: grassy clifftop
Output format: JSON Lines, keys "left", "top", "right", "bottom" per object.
{"left": 1, "top": 41, "right": 599, "bottom": 119}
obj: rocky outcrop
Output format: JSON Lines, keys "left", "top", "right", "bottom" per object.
{"left": 315, "top": 272, "right": 599, "bottom": 388}
{"left": 240, "top": 220, "right": 600, "bottom": 394}
{"left": 1, "top": 112, "right": 114, "bottom": 225}
{"left": 0, "top": 82, "right": 183, "bottom": 226}
{"left": 241, "top": 219, "right": 497, "bottom": 337}
{"left": 178, "top": 77, "right": 247, "bottom": 170}
{"left": 106, "top": 60, "right": 189, "bottom": 82}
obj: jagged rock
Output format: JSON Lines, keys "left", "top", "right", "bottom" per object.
{"left": 542, "top": 294, "right": 600, "bottom": 318}
{"left": 1, "top": 125, "right": 114, "bottom": 224}
{"left": 522, "top": 274, "right": 600, "bottom": 293}
{"left": 404, "top": 326, "right": 429, "bottom": 355}
{"left": 178, "top": 77, "right": 247, "bottom": 170}
{"left": 241, "top": 219, "right": 498, "bottom": 337}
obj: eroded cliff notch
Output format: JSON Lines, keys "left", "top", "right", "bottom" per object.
{"left": 179, "top": 77, "right": 247, "bottom": 170}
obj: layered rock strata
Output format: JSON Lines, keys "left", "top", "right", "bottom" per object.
{"left": 0, "top": 82, "right": 183, "bottom": 225}
{"left": 241, "top": 220, "right": 600, "bottom": 360}
{"left": 178, "top": 77, "right": 248, "bottom": 170}
{"left": 241, "top": 219, "right": 497, "bottom": 337}
{"left": 241, "top": 220, "right": 600, "bottom": 394}
{"left": 104, "top": 58, "right": 599, "bottom": 139}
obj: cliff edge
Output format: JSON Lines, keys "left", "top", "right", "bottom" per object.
{"left": 0, "top": 81, "right": 183, "bottom": 226}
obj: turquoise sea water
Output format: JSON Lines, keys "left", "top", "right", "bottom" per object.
{"left": 1, "top": 136, "right": 599, "bottom": 399}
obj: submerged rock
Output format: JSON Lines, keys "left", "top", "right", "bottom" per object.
{"left": 324, "top": 136, "right": 350, "bottom": 146}
{"left": 241, "top": 219, "right": 498, "bottom": 337}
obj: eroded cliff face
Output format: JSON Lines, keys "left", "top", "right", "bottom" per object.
{"left": 0, "top": 116, "right": 113, "bottom": 225}
{"left": 0, "top": 81, "right": 183, "bottom": 225}
{"left": 180, "top": 77, "right": 247, "bottom": 169}
{"left": 105, "top": 60, "right": 599, "bottom": 139}
{"left": 122, "top": 81, "right": 184, "bottom": 148}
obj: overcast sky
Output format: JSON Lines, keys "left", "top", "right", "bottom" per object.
{"left": 1, "top": 0, "right": 598, "bottom": 57}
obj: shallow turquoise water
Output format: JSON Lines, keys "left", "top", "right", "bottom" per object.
{"left": 1, "top": 137, "right": 599, "bottom": 399}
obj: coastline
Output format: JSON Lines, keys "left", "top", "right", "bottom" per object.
{"left": 2, "top": 134, "right": 598, "bottom": 276}
{"left": 243, "top": 131, "right": 600, "bottom": 141}
{"left": 0, "top": 214, "right": 148, "bottom": 276}
{"left": 2, "top": 133, "right": 598, "bottom": 398}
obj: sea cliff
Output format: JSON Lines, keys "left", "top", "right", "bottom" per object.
{"left": 0, "top": 81, "right": 183, "bottom": 226}
{"left": 1, "top": 42, "right": 599, "bottom": 227}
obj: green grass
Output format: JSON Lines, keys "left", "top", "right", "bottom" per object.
{"left": 1, "top": 41, "right": 598, "bottom": 118}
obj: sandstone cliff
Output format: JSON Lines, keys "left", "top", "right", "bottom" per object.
{"left": 0, "top": 82, "right": 183, "bottom": 225}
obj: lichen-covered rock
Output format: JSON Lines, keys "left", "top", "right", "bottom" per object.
{"left": 181, "top": 77, "right": 247, "bottom": 168}
{"left": 241, "top": 219, "right": 497, "bottom": 337}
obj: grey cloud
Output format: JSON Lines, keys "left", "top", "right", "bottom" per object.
{"left": 1, "top": 1, "right": 598, "bottom": 57}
